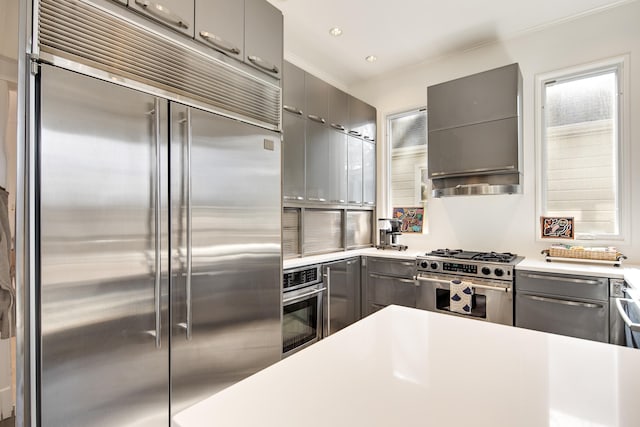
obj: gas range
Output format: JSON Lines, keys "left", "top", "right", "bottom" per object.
{"left": 416, "top": 249, "right": 523, "bottom": 281}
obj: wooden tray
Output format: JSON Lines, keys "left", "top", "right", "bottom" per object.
{"left": 541, "top": 249, "right": 627, "bottom": 267}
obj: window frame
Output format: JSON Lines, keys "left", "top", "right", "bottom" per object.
{"left": 385, "top": 107, "right": 428, "bottom": 216}
{"left": 535, "top": 55, "right": 629, "bottom": 243}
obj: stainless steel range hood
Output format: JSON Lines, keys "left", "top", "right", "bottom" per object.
{"left": 427, "top": 63, "right": 523, "bottom": 197}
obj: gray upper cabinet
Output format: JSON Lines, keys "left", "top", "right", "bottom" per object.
{"left": 328, "top": 86, "right": 348, "bottom": 132}
{"left": 305, "top": 73, "right": 329, "bottom": 123}
{"left": 363, "top": 140, "right": 375, "bottom": 206}
{"left": 328, "top": 130, "right": 347, "bottom": 204}
{"left": 428, "top": 63, "right": 520, "bottom": 131}
{"left": 244, "top": 0, "right": 283, "bottom": 79}
{"left": 347, "top": 135, "right": 363, "bottom": 205}
{"left": 305, "top": 120, "right": 331, "bottom": 202}
{"left": 194, "top": 0, "right": 243, "bottom": 59}
{"left": 129, "top": 0, "right": 195, "bottom": 37}
{"left": 348, "top": 96, "right": 376, "bottom": 141}
{"left": 283, "top": 113, "right": 305, "bottom": 201}
{"left": 283, "top": 61, "right": 305, "bottom": 116}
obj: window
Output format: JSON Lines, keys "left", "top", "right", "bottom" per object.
{"left": 387, "top": 109, "right": 428, "bottom": 208}
{"left": 539, "top": 57, "right": 627, "bottom": 240}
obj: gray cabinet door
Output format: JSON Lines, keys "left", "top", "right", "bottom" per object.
{"left": 427, "top": 63, "right": 520, "bottom": 131}
{"left": 305, "top": 119, "right": 330, "bottom": 202}
{"left": 347, "top": 135, "right": 363, "bottom": 205}
{"left": 244, "top": 0, "right": 283, "bottom": 78}
{"left": 283, "top": 113, "right": 306, "bottom": 201}
{"left": 366, "top": 273, "right": 416, "bottom": 310}
{"left": 348, "top": 96, "right": 375, "bottom": 139}
{"left": 194, "top": 0, "right": 243, "bottom": 59}
{"left": 305, "top": 73, "right": 329, "bottom": 122}
{"left": 129, "top": 0, "right": 194, "bottom": 37}
{"left": 328, "top": 86, "right": 348, "bottom": 132}
{"left": 363, "top": 140, "right": 375, "bottom": 206}
{"left": 324, "top": 258, "right": 361, "bottom": 335}
{"left": 328, "top": 129, "right": 347, "bottom": 204}
{"left": 516, "top": 293, "right": 609, "bottom": 343}
{"left": 39, "top": 64, "right": 170, "bottom": 427}
{"left": 283, "top": 61, "right": 305, "bottom": 115}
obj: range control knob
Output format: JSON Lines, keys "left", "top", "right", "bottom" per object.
{"left": 494, "top": 268, "right": 504, "bottom": 277}
{"left": 430, "top": 262, "right": 439, "bottom": 270}
{"left": 481, "top": 267, "right": 491, "bottom": 275}
{"left": 420, "top": 261, "right": 428, "bottom": 269}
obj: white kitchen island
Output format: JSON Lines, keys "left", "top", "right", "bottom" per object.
{"left": 173, "top": 305, "right": 640, "bottom": 427}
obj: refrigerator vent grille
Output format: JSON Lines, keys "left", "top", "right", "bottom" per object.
{"left": 37, "top": 0, "right": 281, "bottom": 129}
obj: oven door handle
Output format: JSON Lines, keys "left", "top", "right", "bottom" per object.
{"left": 416, "top": 275, "right": 511, "bottom": 293}
{"left": 283, "top": 287, "right": 327, "bottom": 305}
{"left": 615, "top": 298, "right": 640, "bottom": 332}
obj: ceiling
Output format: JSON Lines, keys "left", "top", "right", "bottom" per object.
{"left": 267, "top": 0, "right": 633, "bottom": 88}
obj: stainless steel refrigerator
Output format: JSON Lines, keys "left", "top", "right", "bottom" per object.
{"left": 37, "top": 63, "right": 282, "bottom": 426}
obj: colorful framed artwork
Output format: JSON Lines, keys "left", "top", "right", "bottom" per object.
{"left": 393, "top": 207, "right": 424, "bottom": 233}
{"left": 541, "top": 216, "right": 574, "bottom": 239}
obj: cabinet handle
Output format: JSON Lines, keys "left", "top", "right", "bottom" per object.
{"left": 199, "top": 31, "right": 240, "bottom": 55}
{"left": 325, "top": 267, "right": 331, "bottom": 336}
{"left": 348, "top": 130, "right": 362, "bottom": 137}
{"left": 134, "top": 0, "right": 190, "bottom": 29}
{"left": 363, "top": 202, "right": 375, "bottom": 205}
{"left": 283, "top": 195, "right": 305, "bottom": 201}
{"left": 364, "top": 136, "right": 374, "bottom": 141}
{"left": 248, "top": 55, "right": 279, "bottom": 74}
{"left": 307, "top": 114, "right": 326, "bottom": 124}
{"left": 348, "top": 200, "right": 362, "bottom": 204}
{"left": 283, "top": 105, "right": 303, "bottom": 116}
{"left": 307, "top": 197, "right": 327, "bottom": 202}
{"left": 521, "top": 273, "right": 602, "bottom": 286}
{"left": 330, "top": 199, "right": 345, "bottom": 204}
{"left": 330, "top": 123, "right": 346, "bottom": 131}
{"left": 521, "top": 294, "right": 603, "bottom": 309}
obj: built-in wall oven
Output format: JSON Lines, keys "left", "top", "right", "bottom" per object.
{"left": 416, "top": 250, "right": 521, "bottom": 326}
{"left": 282, "top": 265, "right": 326, "bottom": 357}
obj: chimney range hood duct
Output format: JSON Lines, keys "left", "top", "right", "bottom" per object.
{"left": 427, "top": 63, "right": 523, "bottom": 197}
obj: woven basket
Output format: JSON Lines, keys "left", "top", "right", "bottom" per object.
{"left": 548, "top": 247, "right": 619, "bottom": 261}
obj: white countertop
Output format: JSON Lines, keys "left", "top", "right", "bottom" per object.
{"left": 283, "top": 247, "right": 422, "bottom": 270}
{"left": 173, "top": 305, "right": 640, "bottom": 427}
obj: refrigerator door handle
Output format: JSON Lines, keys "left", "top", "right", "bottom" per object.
{"left": 153, "top": 98, "right": 162, "bottom": 349}
{"left": 186, "top": 108, "right": 193, "bottom": 341}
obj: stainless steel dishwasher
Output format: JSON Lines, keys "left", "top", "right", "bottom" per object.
{"left": 515, "top": 270, "right": 609, "bottom": 343}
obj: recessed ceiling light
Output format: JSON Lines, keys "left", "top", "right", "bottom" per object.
{"left": 365, "top": 55, "right": 378, "bottom": 63}
{"left": 329, "top": 27, "right": 343, "bottom": 37}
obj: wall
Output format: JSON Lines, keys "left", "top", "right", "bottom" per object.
{"left": 349, "top": 0, "right": 640, "bottom": 262}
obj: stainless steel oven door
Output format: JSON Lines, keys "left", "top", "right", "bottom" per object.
{"left": 282, "top": 284, "right": 326, "bottom": 358}
{"left": 416, "top": 273, "right": 513, "bottom": 325}
{"left": 613, "top": 291, "right": 640, "bottom": 349}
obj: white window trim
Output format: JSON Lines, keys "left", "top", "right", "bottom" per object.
{"left": 534, "top": 55, "right": 630, "bottom": 244}
{"left": 385, "top": 107, "right": 427, "bottom": 217}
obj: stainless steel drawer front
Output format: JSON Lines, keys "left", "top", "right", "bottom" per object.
{"left": 38, "top": 0, "right": 281, "bottom": 130}
{"left": 367, "top": 257, "right": 416, "bottom": 278}
{"left": 516, "top": 271, "right": 608, "bottom": 301}
{"left": 367, "top": 273, "right": 416, "bottom": 308}
{"left": 516, "top": 293, "right": 609, "bottom": 343}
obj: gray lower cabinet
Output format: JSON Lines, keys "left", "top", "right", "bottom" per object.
{"left": 515, "top": 270, "right": 609, "bottom": 343}
{"left": 364, "top": 257, "right": 417, "bottom": 315}
{"left": 324, "top": 258, "right": 361, "bottom": 336}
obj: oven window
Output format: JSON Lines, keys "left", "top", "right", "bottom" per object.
{"left": 435, "top": 288, "right": 487, "bottom": 319}
{"left": 283, "top": 296, "right": 319, "bottom": 353}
